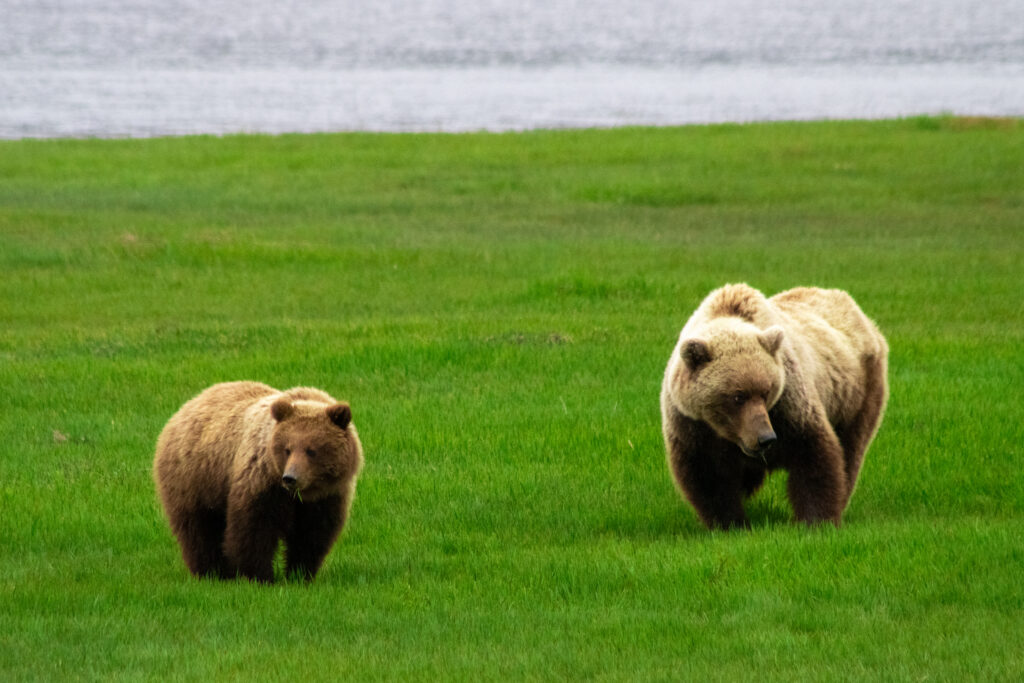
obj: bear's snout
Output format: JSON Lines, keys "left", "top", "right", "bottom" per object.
{"left": 741, "top": 430, "right": 776, "bottom": 458}
{"left": 282, "top": 462, "right": 306, "bottom": 494}
{"left": 737, "top": 400, "right": 776, "bottom": 457}
{"left": 756, "top": 430, "right": 777, "bottom": 451}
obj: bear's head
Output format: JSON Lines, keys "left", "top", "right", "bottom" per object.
{"left": 669, "top": 319, "right": 786, "bottom": 458}
{"left": 269, "top": 399, "right": 362, "bottom": 501}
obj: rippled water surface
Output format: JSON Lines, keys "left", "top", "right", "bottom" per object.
{"left": 2, "top": 0, "right": 1023, "bottom": 137}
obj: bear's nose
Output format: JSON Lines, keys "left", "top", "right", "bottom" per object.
{"left": 282, "top": 474, "right": 297, "bottom": 488}
{"left": 757, "top": 432, "right": 777, "bottom": 450}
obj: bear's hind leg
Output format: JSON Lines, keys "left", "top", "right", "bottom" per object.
{"left": 837, "top": 354, "right": 888, "bottom": 507}
{"left": 285, "top": 495, "right": 345, "bottom": 580}
{"left": 170, "top": 507, "right": 228, "bottom": 578}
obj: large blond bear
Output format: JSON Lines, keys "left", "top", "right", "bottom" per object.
{"left": 661, "top": 284, "right": 888, "bottom": 529}
{"left": 154, "top": 382, "right": 363, "bottom": 582}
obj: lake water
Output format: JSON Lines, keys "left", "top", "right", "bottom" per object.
{"left": 2, "top": 0, "right": 1023, "bottom": 138}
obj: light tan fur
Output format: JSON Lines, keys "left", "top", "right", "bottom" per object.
{"left": 661, "top": 283, "right": 888, "bottom": 528}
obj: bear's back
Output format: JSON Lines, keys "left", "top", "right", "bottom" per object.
{"left": 154, "top": 381, "right": 279, "bottom": 510}
{"left": 280, "top": 386, "right": 335, "bottom": 406}
{"left": 770, "top": 287, "right": 888, "bottom": 426}
{"left": 770, "top": 287, "right": 886, "bottom": 359}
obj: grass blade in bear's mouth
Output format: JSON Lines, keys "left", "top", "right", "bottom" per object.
{"left": 282, "top": 482, "right": 302, "bottom": 501}
{"left": 741, "top": 446, "right": 768, "bottom": 465}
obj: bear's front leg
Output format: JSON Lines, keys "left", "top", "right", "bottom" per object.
{"left": 680, "top": 446, "right": 752, "bottom": 530}
{"left": 285, "top": 494, "right": 345, "bottom": 580}
{"left": 784, "top": 424, "right": 848, "bottom": 526}
{"left": 223, "top": 490, "right": 284, "bottom": 583}
{"left": 666, "top": 413, "right": 750, "bottom": 530}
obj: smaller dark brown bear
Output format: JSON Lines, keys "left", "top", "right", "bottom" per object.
{"left": 154, "top": 381, "right": 363, "bottom": 582}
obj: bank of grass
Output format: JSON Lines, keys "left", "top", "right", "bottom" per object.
{"left": 1, "top": 117, "right": 1023, "bottom": 680}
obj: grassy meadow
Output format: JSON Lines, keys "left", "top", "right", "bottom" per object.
{"left": 2, "top": 117, "right": 1023, "bottom": 680}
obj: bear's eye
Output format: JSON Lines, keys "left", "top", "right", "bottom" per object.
{"left": 732, "top": 392, "right": 746, "bottom": 405}
{"left": 284, "top": 448, "right": 291, "bottom": 456}
{"left": 306, "top": 448, "right": 316, "bottom": 458}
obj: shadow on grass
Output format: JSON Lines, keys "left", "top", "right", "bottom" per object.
{"left": 591, "top": 494, "right": 796, "bottom": 541}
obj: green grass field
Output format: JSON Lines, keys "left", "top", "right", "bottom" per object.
{"left": 2, "top": 117, "right": 1023, "bottom": 680}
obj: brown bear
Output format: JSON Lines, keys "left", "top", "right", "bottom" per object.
{"left": 660, "top": 283, "right": 888, "bottom": 529}
{"left": 154, "top": 381, "right": 363, "bottom": 582}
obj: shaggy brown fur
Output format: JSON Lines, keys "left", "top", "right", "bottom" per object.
{"left": 154, "top": 381, "right": 363, "bottom": 582}
{"left": 661, "top": 284, "right": 888, "bottom": 529}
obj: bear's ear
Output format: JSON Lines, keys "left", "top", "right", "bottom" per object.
{"left": 759, "top": 326, "right": 784, "bottom": 356}
{"left": 680, "top": 338, "right": 711, "bottom": 370}
{"left": 326, "top": 402, "right": 352, "bottom": 430}
{"left": 271, "top": 398, "right": 294, "bottom": 422}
